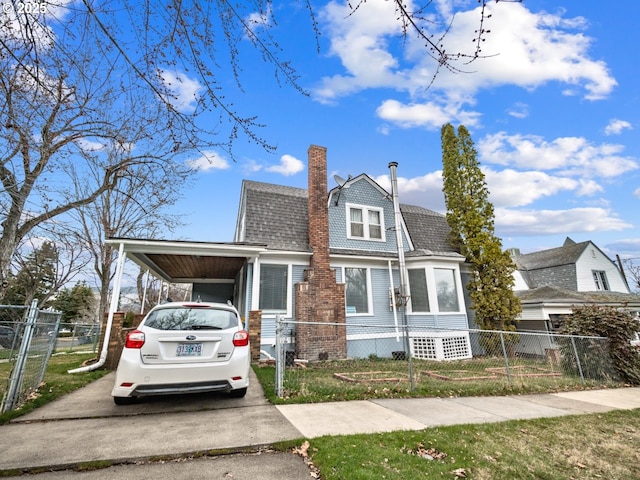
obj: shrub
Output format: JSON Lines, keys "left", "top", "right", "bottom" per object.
{"left": 561, "top": 305, "right": 640, "bottom": 384}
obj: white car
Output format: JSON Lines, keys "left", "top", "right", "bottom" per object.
{"left": 111, "top": 301, "right": 250, "bottom": 405}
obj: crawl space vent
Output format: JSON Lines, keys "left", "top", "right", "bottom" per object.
{"left": 410, "top": 331, "right": 472, "bottom": 361}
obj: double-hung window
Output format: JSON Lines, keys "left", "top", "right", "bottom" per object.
{"left": 408, "top": 268, "right": 430, "bottom": 312}
{"left": 593, "top": 270, "right": 610, "bottom": 291}
{"left": 347, "top": 204, "right": 384, "bottom": 241}
{"left": 259, "top": 264, "right": 288, "bottom": 312}
{"left": 345, "top": 267, "right": 370, "bottom": 314}
{"left": 434, "top": 268, "right": 460, "bottom": 312}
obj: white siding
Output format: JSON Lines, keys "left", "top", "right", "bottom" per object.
{"left": 513, "top": 270, "right": 529, "bottom": 290}
{"left": 575, "top": 244, "right": 629, "bottom": 293}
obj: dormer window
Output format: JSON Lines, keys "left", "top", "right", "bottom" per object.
{"left": 347, "top": 204, "right": 384, "bottom": 241}
{"left": 593, "top": 270, "right": 610, "bottom": 291}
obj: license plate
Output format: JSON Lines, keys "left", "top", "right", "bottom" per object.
{"left": 176, "top": 343, "right": 202, "bottom": 356}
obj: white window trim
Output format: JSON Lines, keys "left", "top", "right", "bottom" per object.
{"left": 342, "top": 266, "right": 374, "bottom": 316}
{"left": 406, "top": 265, "right": 464, "bottom": 315}
{"left": 592, "top": 270, "right": 610, "bottom": 291}
{"left": 346, "top": 203, "right": 386, "bottom": 242}
{"left": 252, "top": 261, "right": 293, "bottom": 318}
{"left": 407, "top": 267, "right": 430, "bottom": 314}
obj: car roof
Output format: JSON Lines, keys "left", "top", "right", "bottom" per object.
{"left": 150, "top": 301, "right": 237, "bottom": 312}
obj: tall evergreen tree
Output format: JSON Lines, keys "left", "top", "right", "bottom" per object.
{"left": 1, "top": 241, "right": 58, "bottom": 306}
{"left": 441, "top": 123, "right": 521, "bottom": 332}
{"left": 52, "top": 282, "right": 97, "bottom": 324}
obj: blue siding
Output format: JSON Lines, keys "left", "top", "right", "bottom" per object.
{"left": 329, "top": 177, "right": 410, "bottom": 253}
{"left": 347, "top": 337, "right": 406, "bottom": 358}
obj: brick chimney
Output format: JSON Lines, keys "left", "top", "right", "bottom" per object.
{"left": 295, "top": 145, "right": 346, "bottom": 361}
{"left": 307, "top": 145, "right": 331, "bottom": 274}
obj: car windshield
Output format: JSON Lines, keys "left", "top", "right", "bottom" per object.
{"left": 144, "top": 307, "right": 238, "bottom": 331}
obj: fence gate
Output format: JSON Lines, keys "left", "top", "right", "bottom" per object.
{"left": 1, "top": 300, "right": 61, "bottom": 413}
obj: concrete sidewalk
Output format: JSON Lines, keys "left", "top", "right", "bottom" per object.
{"left": 1, "top": 370, "right": 639, "bottom": 477}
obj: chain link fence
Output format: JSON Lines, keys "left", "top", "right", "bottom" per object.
{"left": 53, "top": 322, "right": 101, "bottom": 353}
{"left": 272, "top": 318, "right": 621, "bottom": 400}
{"left": 0, "top": 301, "right": 62, "bottom": 413}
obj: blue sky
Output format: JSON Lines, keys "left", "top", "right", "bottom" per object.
{"left": 165, "top": 0, "right": 640, "bottom": 261}
{"left": 31, "top": 0, "right": 636, "bottom": 264}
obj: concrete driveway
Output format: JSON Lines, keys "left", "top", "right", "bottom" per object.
{"left": 0, "top": 369, "right": 312, "bottom": 478}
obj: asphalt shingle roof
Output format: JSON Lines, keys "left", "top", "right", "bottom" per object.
{"left": 517, "top": 285, "right": 640, "bottom": 305}
{"left": 513, "top": 238, "right": 589, "bottom": 270}
{"left": 400, "top": 204, "right": 460, "bottom": 257}
{"left": 241, "top": 180, "right": 310, "bottom": 252}
{"left": 241, "top": 180, "right": 460, "bottom": 257}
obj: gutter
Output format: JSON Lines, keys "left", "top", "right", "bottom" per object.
{"left": 69, "top": 243, "right": 127, "bottom": 373}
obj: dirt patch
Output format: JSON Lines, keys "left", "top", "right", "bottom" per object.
{"left": 485, "top": 365, "right": 562, "bottom": 377}
{"left": 422, "top": 370, "right": 498, "bottom": 381}
{"left": 333, "top": 371, "right": 410, "bottom": 383}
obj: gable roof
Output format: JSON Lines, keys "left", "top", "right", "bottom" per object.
{"left": 513, "top": 238, "right": 592, "bottom": 271}
{"left": 239, "top": 180, "right": 309, "bottom": 252}
{"left": 239, "top": 179, "right": 461, "bottom": 257}
{"left": 400, "top": 204, "right": 460, "bottom": 257}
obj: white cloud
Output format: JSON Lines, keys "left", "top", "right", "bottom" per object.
{"left": 376, "top": 99, "right": 481, "bottom": 130}
{"left": 0, "top": 0, "right": 74, "bottom": 49}
{"left": 186, "top": 151, "right": 230, "bottom": 171}
{"left": 158, "top": 70, "right": 203, "bottom": 113}
{"left": 495, "top": 207, "right": 631, "bottom": 236}
{"left": 314, "top": 1, "right": 617, "bottom": 125}
{"left": 507, "top": 103, "right": 529, "bottom": 119}
{"left": 76, "top": 138, "right": 106, "bottom": 152}
{"left": 483, "top": 168, "right": 586, "bottom": 208}
{"left": 265, "top": 154, "right": 305, "bottom": 176}
{"left": 436, "top": 4, "right": 617, "bottom": 99}
{"left": 478, "top": 132, "right": 639, "bottom": 178}
{"left": 604, "top": 119, "right": 632, "bottom": 136}
{"left": 373, "top": 171, "right": 446, "bottom": 212}
{"left": 634, "top": 188, "right": 640, "bottom": 199}
{"left": 604, "top": 238, "right": 640, "bottom": 258}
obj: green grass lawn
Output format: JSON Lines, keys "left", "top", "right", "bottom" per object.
{"left": 254, "top": 356, "right": 624, "bottom": 404}
{"left": 0, "top": 352, "right": 107, "bottom": 424}
{"left": 290, "top": 408, "right": 640, "bottom": 479}
{"left": 1, "top": 356, "right": 637, "bottom": 478}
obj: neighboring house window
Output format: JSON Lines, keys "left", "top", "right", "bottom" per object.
{"left": 434, "top": 268, "right": 460, "bottom": 312}
{"left": 345, "top": 267, "right": 370, "bottom": 314}
{"left": 259, "top": 264, "right": 288, "bottom": 311}
{"left": 593, "top": 270, "right": 610, "bottom": 291}
{"left": 408, "top": 268, "right": 430, "bottom": 312}
{"left": 347, "top": 204, "right": 384, "bottom": 241}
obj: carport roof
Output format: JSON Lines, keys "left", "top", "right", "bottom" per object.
{"left": 105, "top": 237, "right": 268, "bottom": 283}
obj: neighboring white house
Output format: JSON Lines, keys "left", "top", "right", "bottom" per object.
{"left": 510, "top": 237, "right": 640, "bottom": 332}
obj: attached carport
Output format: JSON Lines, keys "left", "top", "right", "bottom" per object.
{"left": 70, "top": 237, "right": 267, "bottom": 373}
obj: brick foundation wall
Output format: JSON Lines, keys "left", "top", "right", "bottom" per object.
{"left": 102, "top": 312, "right": 143, "bottom": 370}
{"left": 103, "top": 312, "right": 125, "bottom": 371}
{"left": 248, "top": 310, "right": 262, "bottom": 362}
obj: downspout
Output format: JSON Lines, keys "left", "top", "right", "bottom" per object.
{"left": 388, "top": 260, "right": 400, "bottom": 340}
{"left": 140, "top": 269, "right": 149, "bottom": 314}
{"left": 69, "top": 243, "right": 127, "bottom": 373}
